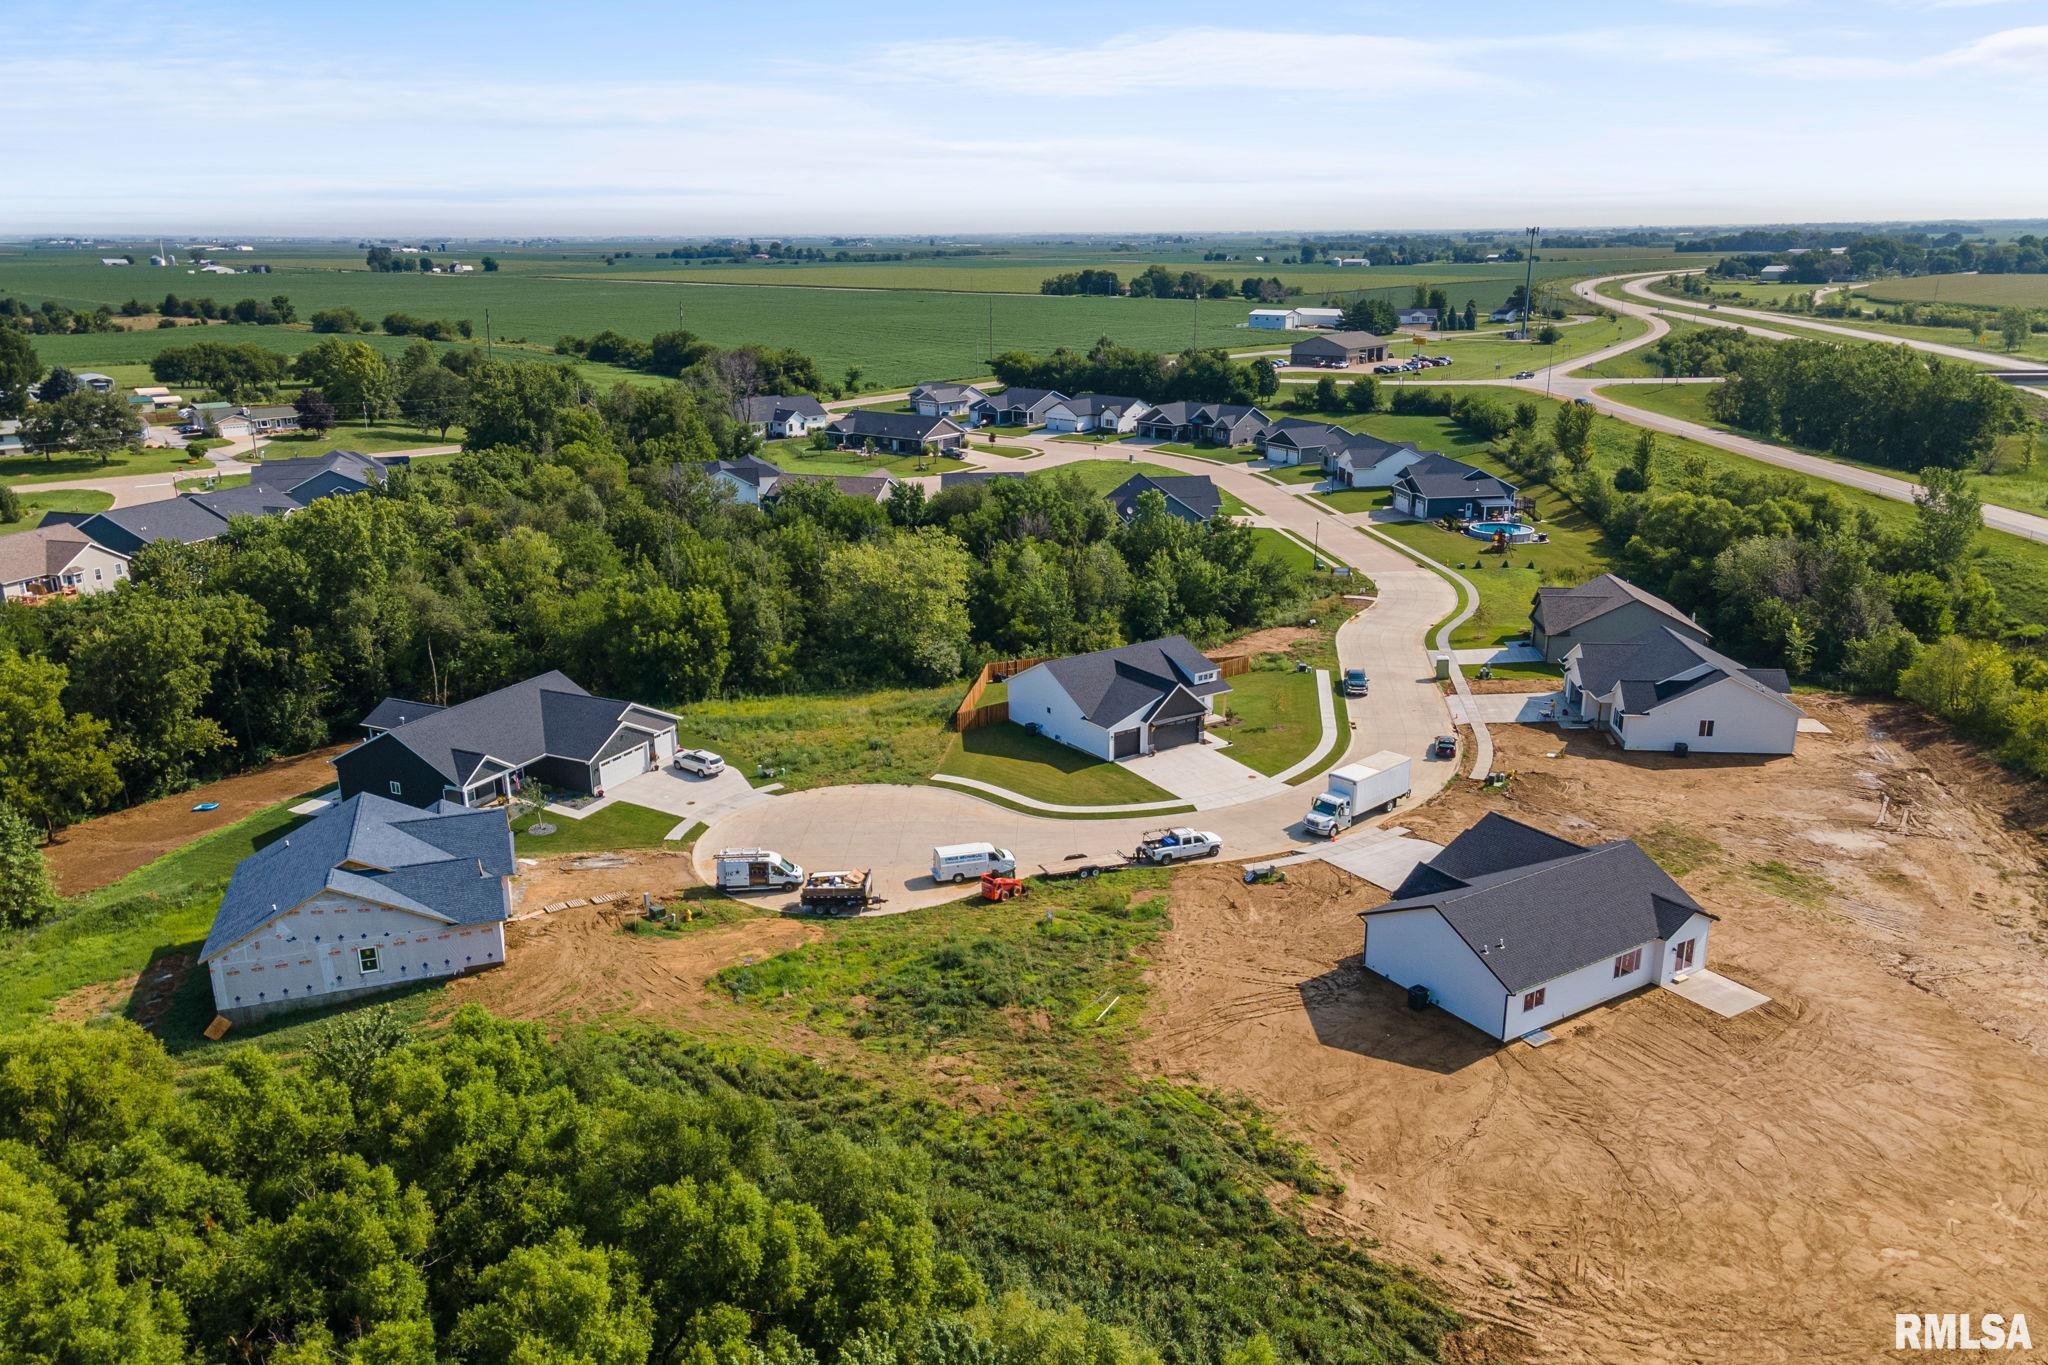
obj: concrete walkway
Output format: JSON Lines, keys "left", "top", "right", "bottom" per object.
{"left": 1449, "top": 691, "right": 1564, "bottom": 725}
{"left": 1452, "top": 643, "right": 1543, "bottom": 666}
{"left": 1664, "top": 969, "right": 1770, "bottom": 1019}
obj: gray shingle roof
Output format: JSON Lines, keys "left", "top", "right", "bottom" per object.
{"left": 976, "top": 387, "right": 1065, "bottom": 414}
{"left": 740, "top": 394, "right": 828, "bottom": 423}
{"left": 248, "top": 449, "right": 385, "bottom": 499}
{"left": 363, "top": 671, "right": 677, "bottom": 788}
{"left": 1532, "top": 573, "right": 1704, "bottom": 639}
{"left": 202, "top": 793, "right": 513, "bottom": 961}
{"left": 1061, "top": 393, "right": 1146, "bottom": 417}
{"left": 707, "top": 454, "right": 784, "bottom": 488}
{"left": 1392, "top": 452, "right": 1517, "bottom": 504}
{"left": 361, "top": 697, "right": 445, "bottom": 732}
{"left": 1030, "top": 635, "right": 1230, "bottom": 727}
{"left": 1291, "top": 331, "right": 1386, "bottom": 354}
{"left": 75, "top": 497, "right": 233, "bottom": 552}
{"left": 909, "top": 382, "right": 987, "bottom": 405}
{"left": 772, "top": 472, "right": 899, "bottom": 501}
{"left": 829, "top": 410, "right": 961, "bottom": 442}
{"left": 0, "top": 527, "right": 109, "bottom": 586}
{"left": 1571, "top": 626, "right": 1798, "bottom": 718}
{"left": 1106, "top": 473, "right": 1222, "bottom": 522}
{"left": 1365, "top": 814, "right": 1714, "bottom": 992}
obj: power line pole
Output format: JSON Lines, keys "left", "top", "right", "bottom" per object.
{"left": 1521, "top": 226, "right": 1539, "bottom": 341}
{"left": 484, "top": 308, "right": 492, "bottom": 362}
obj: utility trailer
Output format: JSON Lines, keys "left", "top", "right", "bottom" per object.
{"left": 797, "top": 868, "right": 882, "bottom": 915}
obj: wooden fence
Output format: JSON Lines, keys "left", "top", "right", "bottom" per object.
{"left": 952, "top": 650, "right": 1248, "bottom": 732}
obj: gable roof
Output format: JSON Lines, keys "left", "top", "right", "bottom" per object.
{"left": 1059, "top": 393, "right": 1147, "bottom": 418}
{"left": 1106, "top": 473, "right": 1223, "bottom": 522}
{"left": 1569, "top": 626, "right": 1799, "bottom": 718}
{"left": 0, "top": 527, "right": 122, "bottom": 587}
{"left": 1292, "top": 330, "right": 1387, "bottom": 353}
{"left": 740, "top": 393, "right": 828, "bottom": 423}
{"left": 202, "top": 793, "right": 514, "bottom": 961}
{"left": 909, "top": 382, "right": 987, "bottom": 405}
{"left": 706, "top": 454, "right": 784, "bottom": 488}
{"left": 353, "top": 670, "right": 679, "bottom": 790}
{"left": 1391, "top": 452, "right": 1517, "bottom": 504}
{"left": 72, "top": 497, "right": 234, "bottom": 553}
{"left": 1365, "top": 813, "right": 1714, "bottom": 992}
{"left": 772, "top": 472, "right": 899, "bottom": 502}
{"left": 361, "top": 697, "right": 445, "bottom": 732}
{"left": 829, "top": 410, "right": 962, "bottom": 442}
{"left": 1030, "top": 635, "right": 1230, "bottom": 728}
{"left": 976, "top": 386, "right": 1066, "bottom": 413}
{"left": 1532, "top": 573, "right": 1704, "bottom": 640}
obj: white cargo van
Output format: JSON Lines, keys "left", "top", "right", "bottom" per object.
{"left": 715, "top": 849, "right": 804, "bottom": 891}
{"left": 931, "top": 842, "right": 1017, "bottom": 884}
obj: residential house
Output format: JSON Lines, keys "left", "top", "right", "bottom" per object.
{"left": 705, "top": 454, "right": 785, "bottom": 505}
{"left": 0, "top": 527, "right": 130, "bottom": 601}
{"left": 0, "top": 420, "right": 23, "bottom": 458}
{"left": 739, "top": 394, "right": 830, "bottom": 439}
{"left": 1561, "top": 626, "right": 1802, "bottom": 755}
{"left": 907, "top": 382, "right": 989, "bottom": 418}
{"left": 1007, "top": 635, "right": 1230, "bottom": 760}
{"left": 1289, "top": 331, "right": 1390, "bottom": 368}
{"left": 826, "top": 410, "right": 967, "bottom": 455}
{"left": 1132, "top": 401, "right": 1270, "bottom": 446}
{"left": 1257, "top": 419, "right": 1348, "bottom": 467}
{"left": 334, "top": 670, "right": 681, "bottom": 809}
{"left": 76, "top": 372, "right": 116, "bottom": 394}
{"left": 1326, "top": 433, "right": 1432, "bottom": 489}
{"left": 1488, "top": 306, "right": 1527, "bottom": 324}
{"left": 360, "top": 697, "right": 445, "bottom": 737}
{"left": 59, "top": 449, "right": 388, "bottom": 557}
{"left": 1359, "top": 812, "right": 1716, "bottom": 1042}
{"left": 970, "top": 387, "right": 1066, "bottom": 429}
{"left": 1106, "top": 473, "right": 1222, "bottom": 524}
{"left": 202, "top": 403, "right": 300, "bottom": 438}
{"left": 1389, "top": 453, "right": 1518, "bottom": 520}
{"left": 1291, "top": 307, "right": 1344, "bottom": 328}
{"left": 199, "top": 794, "right": 514, "bottom": 1023}
{"left": 1040, "top": 393, "right": 1149, "bottom": 435}
{"left": 1396, "top": 307, "right": 1439, "bottom": 329}
{"left": 1247, "top": 308, "right": 1298, "bottom": 330}
{"left": 1530, "top": 573, "right": 1709, "bottom": 663}
{"left": 770, "top": 472, "right": 899, "bottom": 505}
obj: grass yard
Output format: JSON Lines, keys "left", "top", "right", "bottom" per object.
{"left": 765, "top": 443, "right": 973, "bottom": 478}
{"left": 1212, "top": 664, "right": 1327, "bottom": 776}
{"left": 1261, "top": 461, "right": 1326, "bottom": 484}
{"left": 1, "top": 487, "right": 112, "bottom": 531}
{"left": 936, "top": 724, "right": 1180, "bottom": 808}
{"left": 1312, "top": 487, "right": 1392, "bottom": 514}
{"left": 512, "top": 800, "right": 687, "bottom": 857}
{"left": 673, "top": 685, "right": 960, "bottom": 791}
{"left": 1575, "top": 316, "right": 1720, "bottom": 378}
{"left": 1250, "top": 526, "right": 1348, "bottom": 572}
{"left": 254, "top": 422, "right": 462, "bottom": 456}
{"left": 1, "top": 445, "right": 218, "bottom": 486}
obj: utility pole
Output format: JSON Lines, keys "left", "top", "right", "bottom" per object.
{"left": 484, "top": 308, "right": 493, "bottom": 362}
{"left": 1192, "top": 289, "right": 1199, "bottom": 349}
{"left": 1521, "top": 226, "right": 1539, "bottom": 341}
{"left": 987, "top": 294, "right": 993, "bottom": 363}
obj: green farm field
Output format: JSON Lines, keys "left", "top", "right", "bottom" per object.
{"left": 1857, "top": 274, "right": 2048, "bottom": 309}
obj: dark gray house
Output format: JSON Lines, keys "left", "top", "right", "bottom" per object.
{"left": 1388, "top": 453, "right": 1518, "bottom": 521}
{"left": 970, "top": 387, "right": 1067, "bottom": 428}
{"left": 1107, "top": 473, "right": 1223, "bottom": 524}
{"left": 1289, "top": 331, "right": 1390, "bottom": 368}
{"left": 1132, "top": 401, "right": 1270, "bottom": 446}
{"left": 333, "top": 671, "right": 681, "bottom": 808}
{"left": 1530, "top": 573, "right": 1708, "bottom": 663}
{"left": 826, "top": 410, "right": 967, "bottom": 455}
{"left": 1360, "top": 812, "right": 1718, "bottom": 1041}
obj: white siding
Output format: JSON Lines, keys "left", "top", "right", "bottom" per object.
{"left": 1362, "top": 908, "right": 1511, "bottom": 1040}
{"left": 713, "top": 472, "right": 762, "bottom": 506}
{"left": 1657, "top": 913, "right": 1712, "bottom": 984}
{"left": 1511, "top": 940, "right": 1659, "bottom": 1035}
{"left": 1616, "top": 675, "right": 1800, "bottom": 755}
{"left": 1337, "top": 449, "right": 1425, "bottom": 489}
{"left": 1007, "top": 664, "right": 1113, "bottom": 760}
{"left": 207, "top": 889, "right": 506, "bottom": 1017}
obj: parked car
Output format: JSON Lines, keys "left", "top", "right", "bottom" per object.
{"left": 1373, "top": 364, "right": 1399, "bottom": 374}
{"left": 1573, "top": 396, "right": 1596, "bottom": 407}
{"left": 1341, "top": 668, "right": 1370, "bottom": 697}
{"left": 1432, "top": 734, "right": 1458, "bottom": 760}
{"left": 1433, "top": 355, "right": 1452, "bottom": 364}
{"left": 674, "top": 748, "right": 725, "bottom": 776}
{"left": 1511, "top": 370, "right": 1536, "bottom": 380}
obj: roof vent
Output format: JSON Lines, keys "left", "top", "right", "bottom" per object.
{"left": 1497, "top": 938, "right": 1507, "bottom": 951}
{"left": 476, "top": 857, "right": 487, "bottom": 878}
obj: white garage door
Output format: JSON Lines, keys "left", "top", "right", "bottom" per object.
{"left": 597, "top": 744, "right": 649, "bottom": 791}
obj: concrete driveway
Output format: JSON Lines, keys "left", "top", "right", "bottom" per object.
{"left": 1449, "top": 691, "right": 1563, "bottom": 724}
{"left": 561, "top": 764, "right": 765, "bottom": 839}
{"left": 1119, "top": 741, "right": 1291, "bottom": 810}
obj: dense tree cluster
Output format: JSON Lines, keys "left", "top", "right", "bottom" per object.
{"left": 1703, "top": 339, "right": 2027, "bottom": 472}
{"left": 1694, "top": 231, "right": 2048, "bottom": 278}
{"left": 381, "top": 312, "right": 474, "bottom": 342}
{"left": 0, "top": 295, "right": 122, "bottom": 335}
{"left": 988, "top": 337, "right": 1279, "bottom": 404}
{"left": 150, "top": 341, "right": 291, "bottom": 402}
{"left": 554, "top": 329, "right": 820, "bottom": 392}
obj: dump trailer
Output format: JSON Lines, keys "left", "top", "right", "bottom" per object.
{"left": 798, "top": 868, "right": 880, "bottom": 914}
{"left": 1133, "top": 828, "right": 1223, "bottom": 864}
{"left": 1303, "top": 752, "right": 1411, "bottom": 838}
{"left": 716, "top": 848, "right": 804, "bottom": 891}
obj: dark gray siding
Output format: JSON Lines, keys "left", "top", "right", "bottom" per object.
{"left": 333, "top": 735, "right": 455, "bottom": 808}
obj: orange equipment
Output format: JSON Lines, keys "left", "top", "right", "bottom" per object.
{"left": 979, "top": 872, "right": 1031, "bottom": 901}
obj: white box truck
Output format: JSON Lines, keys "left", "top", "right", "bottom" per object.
{"left": 1303, "top": 752, "right": 1411, "bottom": 838}
{"left": 715, "top": 849, "right": 804, "bottom": 891}
{"left": 931, "top": 842, "right": 1017, "bottom": 884}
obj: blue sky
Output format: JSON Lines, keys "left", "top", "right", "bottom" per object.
{"left": 4, "top": 0, "right": 2044, "bottom": 235}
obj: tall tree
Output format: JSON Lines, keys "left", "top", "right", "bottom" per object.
{"left": 0, "top": 801, "right": 60, "bottom": 928}
{"left": 0, "top": 651, "right": 121, "bottom": 834}
{"left": 0, "top": 328, "right": 39, "bottom": 418}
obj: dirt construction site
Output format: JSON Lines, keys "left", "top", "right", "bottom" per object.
{"left": 1139, "top": 697, "right": 2047, "bottom": 1363}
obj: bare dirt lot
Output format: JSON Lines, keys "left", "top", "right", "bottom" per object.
{"left": 1138, "top": 698, "right": 2048, "bottom": 1363}
{"left": 42, "top": 746, "right": 346, "bottom": 896}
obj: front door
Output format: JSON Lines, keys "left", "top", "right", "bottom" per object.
{"left": 1670, "top": 938, "right": 1696, "bottom": 974}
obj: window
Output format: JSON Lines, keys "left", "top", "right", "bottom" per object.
{"left": 1613, "top": 948, "right": 1643, "bottom": 978}
{"left": 1698, "top": 720, "right": 1716, "bottom": 738}
{"left": 388, "top": 780, "right": 402, "bottom": 796}
{"left": 1671, "top": 938, "right": 1696, "bottom": 972}
{"left": 1522, "top": 988, "right": 1546, "bottom": 1012}
{"left": 357, "top": 946, "right": 382, "bottom": 974}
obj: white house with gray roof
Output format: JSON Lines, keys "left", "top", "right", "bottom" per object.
{"left": 970, "top": 387, "right": 1067, "bottom": 429}
{"left": 201, "top": 794, "right": 515, "bottom": 1023}
{"left": 1040, "top": 393, "right": 1149, "bottom": 435}
{"left": 333, "top": 670, "right": 679, "bottom": 808}
{"left": 1360, "top": 813, "right": 1716, "bottom": 1041}
{"left": 1561, "top": 626, "right": 1802, "bottom": 755}
{"left": 738, "top": 394, "right": 830, "bottom": 439}
{"left": 1005, "top": 635, "right": 1229, "bottom": 760}
{"left": 908, "top": 382, "right": 989, "bottom": 418}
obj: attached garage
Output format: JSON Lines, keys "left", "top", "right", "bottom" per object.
{"left": 1113, "top": 728, "right": 1142, "bottom": 758}
{"left": 1149, "top": 716, "right": 1204, "bottom": 750}
{"left": 596, "top": 741, "right": 652, "bottom": 792}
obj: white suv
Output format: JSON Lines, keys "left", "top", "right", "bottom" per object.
{"left": 674, "top": 748, "right": 726, "bottom": 777}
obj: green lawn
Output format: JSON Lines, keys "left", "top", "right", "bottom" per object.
{"left": 1, "top": 445, "right": 218, "bottom": 486}
{"left": 1261, "top": 461, "right": 1325, "bottom": 484}
{"left": 937, "top": 724, "right": 1179, "bottom": 808}
{"left": 512, "top": 800, "right": 687, "bottom": 857}
{"left": 0, "top": 487, "right": 112, "bottom": 532}
{"left": 1212, "top": 666, "right": 1327, "bottom": 776}
{"left": 1250, "top": 526, "right": 1348, "bottom": 572}
{"left": 673, "top": 685, "right": 960, "bottom": 791}
{"left": 1575, "top": 316, "right": 1719, "bottom": 378}
{"left": 1312, "top": 487, "right": 1392, "bottom": 514}
{"left": 253, "top": 422, "right": 462, "bottom": 456}
{"left": 763, "top": 443, "right": 972, "bottom": 477}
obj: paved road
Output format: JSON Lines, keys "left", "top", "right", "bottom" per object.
{"left": 694, "top": 441, "right": 1473, "bottom": 908}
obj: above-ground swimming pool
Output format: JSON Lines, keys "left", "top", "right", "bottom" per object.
{"left": 1464, "top": 520, "right": 1539, "bottom": 543}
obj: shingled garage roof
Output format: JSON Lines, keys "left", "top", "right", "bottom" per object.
{"left": 1036, "top": 635, "right": 1230, "bottom": 727}
{"left": 1572, "top": 627, "right": 1796, "bottom": 717}
{"left": 910, "top": 382, "right": 985, "bottom": 405}
{"left": 1365, "top": 813, "right": 1714, "bottom": 993}
{"left": 74, "top": 497, "right": 235, "bottom": 552}
{"left": 740, "top": 394, "right": 828, "bottom": 424}
{"left": 1533, "top": 572, "right": 1704, "bottom": 639}
{"left": 707, "top": 454, "right": 784, "bottom": 488}
{"left": 247, "top": 448, "right": 386, "bottom": 496}
{"left": 364, "top": 670, "right": 677, "bottom": 789}
{"left": 830, "top": 410, "right": 958, "bottom": 443}
{"left": 1107, "top": 473, "right": 1222, "bottom": 522}
{"left": 1393, "top": 452, "right": 1516, "bottom": 504}
{"left": 1063, "top": 393, "right": 1146, "bottom": 418}
{"left": 201, "top": 793, "right": 514, "bottom": 961}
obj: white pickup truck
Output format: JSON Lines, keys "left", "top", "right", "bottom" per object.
{"left": 1134, "top": 828, "right": 1223, "bottom": 864}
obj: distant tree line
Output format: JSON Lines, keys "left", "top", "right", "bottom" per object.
{"left": 553, "top": 329, "right": 821, "bottom": 392}
{"left": 1694, "top": 231, "right": 2048, "bottom": 278}
{"left": 990, "top": 338, "right": 1280, "bottom": 405}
